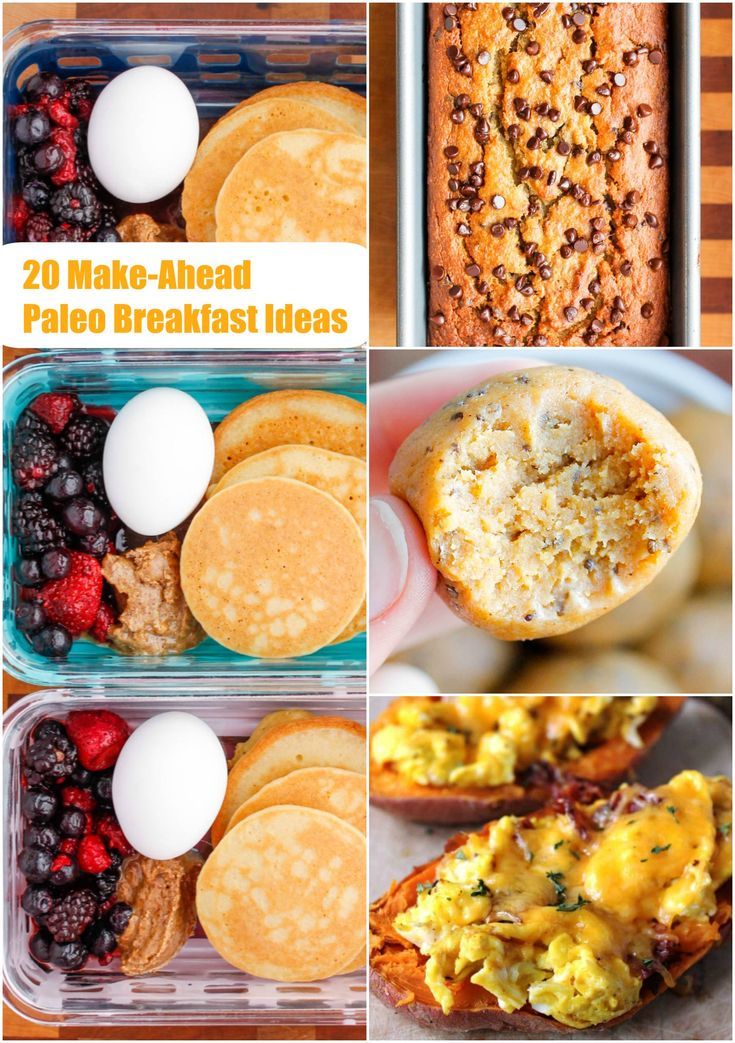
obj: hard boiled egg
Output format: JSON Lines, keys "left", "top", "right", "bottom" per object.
{"left": 88, "top": 66, "right": 199, "bottom": 203}
{"left": 112, "top": 712, "right": 227, "bottom": 860}
{"left": 370, "top": 662, "right": 440, "bottom": 694}
{"left": 103, "top": 387, "right": 214, "bottom": 536}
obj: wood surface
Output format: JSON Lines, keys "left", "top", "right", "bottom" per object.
{"left": 368, "top": 2, "right": 733, "bottom": 347}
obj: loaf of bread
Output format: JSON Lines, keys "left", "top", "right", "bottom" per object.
{"left": 427, "top": 3, "right": 669, "bottom": 347}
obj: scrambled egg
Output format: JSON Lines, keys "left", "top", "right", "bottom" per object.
{"left": 393, "top": 771, "right": 732, "bottom": 1028}
{"left": 371, "top": 696, "right": 658, "bottom": 788}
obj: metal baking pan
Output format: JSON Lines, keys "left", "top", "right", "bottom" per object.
{"left": 397, "top": 3, "right": 700, "bottom": 348}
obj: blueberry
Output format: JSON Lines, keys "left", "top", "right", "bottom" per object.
{"left": 23, "top": 823, "right": 60, "bottom": 850}
{"left": 61, "top": 497, "right": 105, "bottom": 536}
{"left": 22, "top": 884, "right": 56, "bottom": 920}
{"left": 41, "top": 548, "right": 72, "bottom": 580}
{"left": 25, "top": 73, "right": 65, "bottom": 102}
{"left": 21, "top": 788, "right": 58, "bottom": 823}
{"left": 71, "top": 766, "right": 93, "bottom": 787}
{"left": 15, "top": 601, "right": 46, "bottom": 634}
{"left": 14, "top": 558, "right": 42, "bottom": 586}
{"left": 49, "top": 855, "right": 78, "bottom": 888}
{"left": 77, "top": 531, "right": 109, "bottom": 557}
{"left": 59, "top": 808, "right": 87, "bottom": 837}
{"left": 48, "top": 939, "right": 87, "bottom": 971}
{"left": 32, "top": 625, "right": 72, "bottom": 659}
{"left": 45, "top": 471, "right": 84, "bottom": 501}
{"left": 93, "top": 773, "right": 113, "bottom": 806}
{"left": 15, "top": 110, "right": 51, "bottom": 146}
{"left": 84, "top": 921, "right": 117, "bottom": 956}
{"left": 18, "top": 846, "right": 53, "bottom": 883}
{"left": 93, "top": 227, "right": 121, "bottom": 243}
{"left": 107, "top": 902, "right": 132, "bottom": 935}
{"left": 22, "top": 179, "right": 51, "bottom": 212}
{"left": 33, "top": 143, "right": 64, "bottom": 175}
{"left": 30, "top": 928, "right": 54, "bottom": 964}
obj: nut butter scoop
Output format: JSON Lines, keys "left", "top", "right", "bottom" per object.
{"left": 389, "top": 366, "right": 702, "bottom": 641}
{"left": 117, "top": 851, "right": 202, "bottom": 976}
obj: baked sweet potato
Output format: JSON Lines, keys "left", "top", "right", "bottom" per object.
{"left": 370, "top": 784, "right": 731, "bottom": 1033}
{"left": 370, "top": 696, "right": 685, "bottom": 823}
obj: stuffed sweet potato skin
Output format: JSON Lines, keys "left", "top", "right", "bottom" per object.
{"left": 370, "top": 696, "right": 685, "bottom": 824}
{"left": 370, "top": 818, "right": 731, "bottom": 1033}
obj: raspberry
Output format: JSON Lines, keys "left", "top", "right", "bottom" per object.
{"left": 90, "top": 601, "right": 116, "bottom": 642}
{"left": 78, "top": 834, "right": 112, "bottom": 875}
{"left": 30, "top": 392, "right": 81, "bottom": 435}
{"left": 60, "top": 414, "right": 108, "bottom": 460}
{"left": 51, "top": 224, "right": 89, "bottom": 242}
{"left": 96, "top": 814, "right": 134, "bottom": 856}
{"left": 12, "top": 196, "right": 30, "bottom": 235}
{"left": 24, "top": 212, "right": 54, "bottom": 242}
{"left": 46, "top": 889, "right": 97, "bottom": 943}
{"left": 39, "top": 551, "right": 103, "bottom": 636}
{"left": 61, "top": 786, "right": 96, "bottom": 812}
{"left": 48, "top": 127, "right": 77, "bottom": 186}
{"left": 47, "top": 98, "right": 78, "bottom": 129}
{"left": 66, "top": 712, "right": 130, "bottom": 772}
{"left": 11, "top": 425, "right": 60, "bottom": 490}
{"left": 59, "top": 837, "right": 79, "bottom": 856}
{"left": 12, "top": 492, "right": 67, "bottom": 555}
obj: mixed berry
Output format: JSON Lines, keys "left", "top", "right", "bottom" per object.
{"left": 10, "top": 392, "right": 122, "bottom": 658}
{"left": 18, "top": 712, "right": 134, "bottom": 972}
{"left": 11, "top": 72, "right": 120, "bottom": 243}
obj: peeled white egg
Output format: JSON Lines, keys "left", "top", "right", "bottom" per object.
{"left": 112, "top": 712, "right": 227, "bottom": 860}
{"left": 103, "top": 387, "right": 214, "bottom": 536}
{"left": 370, "top": 662, "right": 440, "bottom": 694}
{"left": 88, "top": 66, "right": 199, "bottom": 203}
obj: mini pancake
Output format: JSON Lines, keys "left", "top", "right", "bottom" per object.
{"left": 216, "top": 81, "right": 366, "bottom": 138}
{"left": 230, "top": 708, "right": 314, "bottom": 767}
{"left": 211, "top": 715, "right": 366, "bottom": 845}
{"left": 180, "top": 478, "right": 365, "bottom": 659}
{"left": 213, "top": 390, "right": 365, "bottom": 482}
{"left": 214, "top": 129, "right": 366, "bottom": 244}
{"left": 224, "top": 766, "right": 366, "bottom": 835}
{"left": 182, "top": 97, "right": 354, "bottom": 242}
{"left": 197, "top": 806, "right": 366, "bottom": 981}
{"left": 208, "top": 445, "right": 366, "bottom": 644}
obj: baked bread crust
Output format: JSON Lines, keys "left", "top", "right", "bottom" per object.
{"left": 427, "top": 3, "right": 669, "bottom": 346}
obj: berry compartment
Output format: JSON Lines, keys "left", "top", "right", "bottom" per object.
{"left": 4, "top": 688, "right": 366, "bottom": 1026}
{"left": 3, "top": 349, "right": 366, "bottom": 687}
{"left": 4, "top": 17, "right": 366, "bottom": 243}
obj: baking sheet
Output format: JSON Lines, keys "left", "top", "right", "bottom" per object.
{"left": 396, "top": 3, "right": 701, "bottom": 348}
{"left": 369, "top": 697, "right": 732, "bottom": 1040}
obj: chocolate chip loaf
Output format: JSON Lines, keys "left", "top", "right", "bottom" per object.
{"left": 428, "top": 3, "right": 669, "bottom": 347}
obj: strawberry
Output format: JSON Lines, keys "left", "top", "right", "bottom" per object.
{"left": 61, "top": 786, "right": 96, "bottom": 812}
{"left": 66, "top": 711, "right": 129, "bottom": 772}
{"left": 29, "top": 392, "right": 80, "bottom": 435}
{"left": 39, "top": 552, "right": 102, "bottom": 636}
{"left": 78, "top": 834, "right": 112, "bottom": 874}
{"left": 90, "top": 602, "right": 116, "bottom": 643}
{"left": 97, "top": 813, "right": 134, "bottom": 856}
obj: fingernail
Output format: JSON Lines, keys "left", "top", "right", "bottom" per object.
{"left": 370, "top": 498, "right": 409, "bottom": 620}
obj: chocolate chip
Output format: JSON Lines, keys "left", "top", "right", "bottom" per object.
{"left": 649, "top": 154, "right": 664, "bottom": 169}
{"left": 547, "top": 170, "right": 556, "bottom": 186}
{"left": 564, "top": 306, "right": 577, "bottom": 322}
{"left": 513, "top": 17, "right": 527, "bottom": 31}
{"left": 648, "top": 49, "right": 663, "bottom": 65}
{"left": 557, "top": 140, "right": 571, "bottom": 156}
{"left": 565, "top": 228, "right": 578, "bottom": 243}
{"left": 448, "top": 284, "right": 462, "bottom": 298}
{"left": 432, "top": 265, "right": 445, "bottom": 279}
{"left": 448, "top": 178, "right": 459, "bottom": 191}
{"left": 620, "top": 260, "right": 633, "bottom": 275}
{"left": 644, "top": 212, "right": 659, "bottom": 228}
{"left": 548, "top": 107, "right": 560, "bottom": 121}
{"left": 456, "top": 222, "right": 471, "bottom": 236}
{"left": 529, "top": 166, "right": 542, "bottom": 180}
{"left": 607, "top": 149, "right": 621, "bottom": 161}
{"left": 623, "top": 214, "right": 637, "bottom": 229}
{"left": 589, "top": 318, "right": 603, "bottom": 334}
{"left": 465, "top": 263, "right": 481, "bottom": 276}
{"left": 444, "top": 146, "right": 459, "bottom": 158}
{"left": 447, "top": 162, "right": 459, "bottom": 174}
{"left": 560, "top": 244, "right": 573, "bottom": 258}
{"left": 589, "top": 102, "right": 602, "bottom": 117}
{"left": 492, "top": 264, "right": 506, "bottom": 279}
{"left": 479, "top": 306, "right": 492, "bottom": 321}
{"left": 574, "top": 96, "right": 588, "bottom": 113}
{"left": 527, "top": 40, "right": 540, "bottom": 55}
{"left": 450, "top": 411, "right": 464, "bottom": 421}
{"left": 623, "top": 116, "right": 635, "bottom": 132}
{"left": 508, "top": 124, "right": 520, "bottom": 142}
{"left": 572, "top": 10, "right": 585, "bottom": 25}
{"left": 474, "top": 119, "right": 490, "bottom": 144}
{"left": 623, "top": 50, "right": 638, "bottom": 66}
{"left": 637, "top": 103, "right": 653, "bottom": 117}
{"left": 587, "top": 150, "right": 602, "bottom": 165}
{"left": 430, "top": 312, "right": 445, "bottom": 326}
{"left": 504, "top": 216, "right": 517, "bottom": 229}
{"left": 539, "top": 265, "right": 552, "bottom": 279}
{"left": 447, "top": 45, "right": 459, "bottom": 59}
{"left": 613, "top": 296, "right": 624, "bottom": 312}
{"left": 572, "top": 28, "right": 586, "bottom": 43}
{"left": 444, "top": 17, "right": 455, "bottom": 31}
{"left": 507, "top": 68, "right": 520, "bottom": 84}
{"left": 573, "top": 237, "right": 589, "bottom": 253}
{"left": 477, "top": 50, "right": 490, "bottom": 65}
{"left": 491, "top": 194, "right": 505, "bottom": 209}
{"left": 581, "top": 58, "right": 597, "bottom": 74}
{"left": 540, "top": 70, "right": 553, "bottom": 83}
{"left": 590, "top": 218, "right": 604, "bottom": 231}
{"left": 520, "top": 313, "right": 533, "bottom": 327}
{"left": 641, "top": 302, "right": 654, "bottom": 318}
{"left": 643, "top": 140, "right": 658, "bottom": 154}
{"left": 490, "top": 223, "right": 505, "bottom": 238}
{"left": 508, "top": 305, "right": 520, "bottom": 321}
{"left": 477, "top": 281, "right": 490, "bottom": 293}
{"left": 619, "top": 130, "right": 633, "bottom": 144}
{"left": 580, "top": 297, "right": 593, "bottom": 309}
{"left": 589, "top": 279, "right": 601, "bottom": 295}
{"left": 527, "top": 135, "right": 540, "bottom": 150}
{"left": 583, "top": 330, "right": 598, "bottom": 345}
{"left": 519, "top": 166, "right": 530, "bottom": 180}
{"left": 591, "top": 232, "right": 604, "bottom": 246}
{"left": 626, "top": 190, "right": 641, "bottom": 205}
{"left": 648, "top": 257, "right": 663, "bottom": 271}
{"left": 532, "top": 335, "right": 548, "bottom": 346}
{"left": 501, "top": 6, "right": 514, "bottom": 19}
{"left": 612, "top": 72, "right": 626, "bottom": 87}
{"left": 596, "top": 84, "right": 611, "bottom": 97}
{"left": 451, "top": 110, "right": 465, "bottom": 124}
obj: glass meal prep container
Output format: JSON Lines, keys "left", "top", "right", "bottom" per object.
{"left": 4, "top": 16, "right": 366, "bottom": 242}
{"left": 3, "top": 687, "right": 367, "bottom": 1027}
{"left": 3, "top": 349, "right": 366, "bottom": 687}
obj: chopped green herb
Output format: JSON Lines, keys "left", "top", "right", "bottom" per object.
{"left": 719, "top": 822, "right": 731, "bottom": 837}
{"left": 666, "top": 805, "right": 677, "bottom": 816}
{"left": 651, "top": 844, "right": 671, "bottom": 855}
{"left": 569, "top": 848, "right": 581, "bottom": 861}
{"left": 640, "top": 858, "right": 648, "bottom": 863}
{"left": 553, "top": 839, "right": 564, "bottom": 850}
{"left": 546, "top": 871, "right": 566, "bottom": 900}
{"left": 641, "top": 958, "right": 654, "bottom": 967}
{"left": 455, "top": 849, "right": 468, "bottom": 861}
{"left": 416, "top": 881, "right": 437, "bottom": 894}
{"left": 470, "top": 879, "right": 490, "bottom": 897}
{"left": 557, "top": 895, "right": 588, "bottom": 913}
{"left": 627, "top": 819, "right": 636, "bottom": 826}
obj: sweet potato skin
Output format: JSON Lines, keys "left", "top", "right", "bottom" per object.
{"left": 370, "top": 697, "right": 685, "bottom": 824}
{"left": 370, "top": 799, "right": 731, "bottom": 1034}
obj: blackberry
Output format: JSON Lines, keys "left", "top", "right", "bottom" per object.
{"left": 21, "top": 788, "right": 58, "bottom": 823}
{"left": 107, "top": 902, "right": 132, "bottom": 935}
{"left": 24, "top": 823, "right": 60, "bottom": 850}
{"left": 30, "top": 929, "right": 53, "bottom": 964}
{"left": 15, "top": 601, "right": 46, "bottom": 634}
{"left": 94, "top": 869, "right": 120, "bottom": 900}
{"left": 16, "top": 147, "right": 38, "bottom": 185}
{"left": 17, "top": 408, "right": 52, "bottom": 438}
{"left": 81, "top": 460, "right": 108, "bottom": 505}
{"left": 60, "top": 415, "right": 108, "bottom": 460}
{"left": 22, "top": 884, "right": 56, "bottom": 921}
{"left": 25, "top": 72, "right": 65, "bottom": 103}
{"left": 93, "top": 773, "right": 113, "bottom": 806}
{"left": 25, "top": 212, "right": 54, "bottom": 242}
{"left": 15, "top": 557, "right": 42, "bottom": 586}
{"left": 11, "top": 426, "right": 60, "bottom": 490}
{"left": 84, "top": 921, "right": 117, "bottom": 956}
{"left": 15, "top": 110, "right": 51, "bottom": 146}
{"left": 50, "top": 182, "right": 101, "bottom": 231}
{"left": 46, "top": 889, "right": 98, "bottom": 943}
{"left": 18, "top": 846, "right": 53, "bottom": 883}
{"left": 12, "top": 492, "right": 67, "bottom": 555}
{"left": 34, "top": 719, "right": 68, "bottom": 743}
{"left": 67, "top": 81, "right": 91, "bottom": 114}
{"left": 51, "top": 224, "right": 88, "bottom": 243}
{"left": 32, "top": 624, "right": 73, "bottom": 659}
{"left": 49, "top": 939, "right": 88, "bottom": 971}
{"left": 22, "top": 179, "right": 51, "bottom": 212}
{"left": 45, "top": 470, "right": 84, "bottom": 500}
